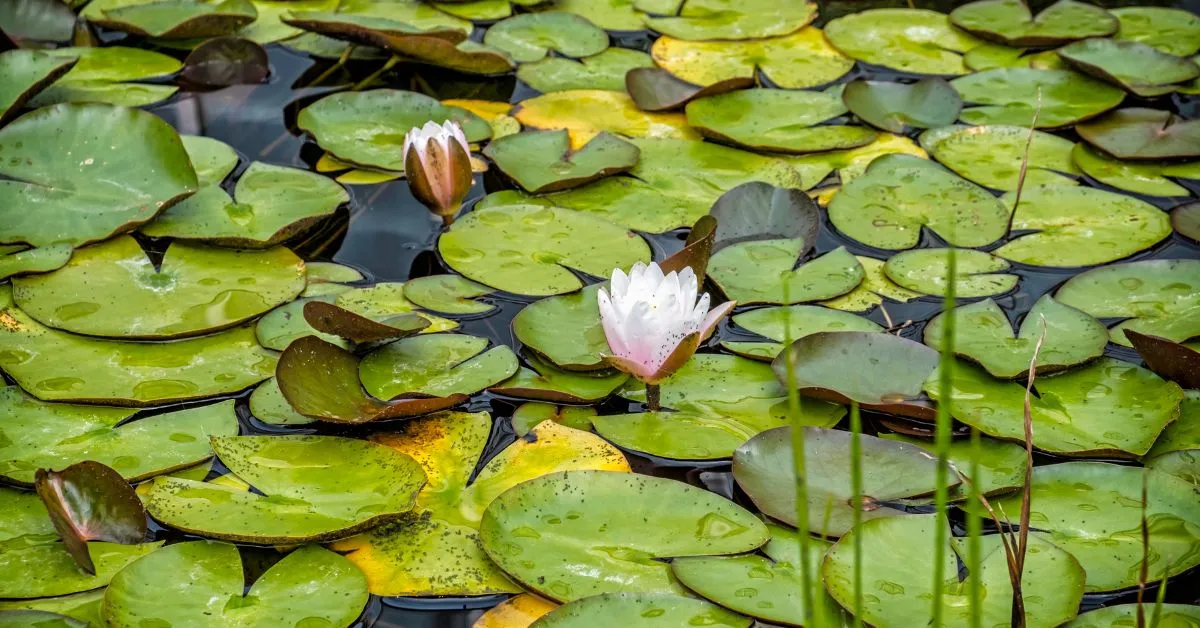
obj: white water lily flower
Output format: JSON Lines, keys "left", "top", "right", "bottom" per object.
{"left": 402, "top": 120, "right": 473, "bottom": 224}
{"left": 597, "top": 261, "right": 735, "bottom": 385}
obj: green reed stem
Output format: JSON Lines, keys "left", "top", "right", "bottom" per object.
{"left": 967, "top": 428, "right": 983, "bottom": 628}
{"left": 352, "top": 55, "right": 401, "bottom": 91}
{"left": 931, "top": 246, "right": 957, "bottom": 626}
{"left": 850, "top": 401, "right": 864, "bottom": 627}
{"left": 781, "top": 294, "right": 817, "bottom": 627}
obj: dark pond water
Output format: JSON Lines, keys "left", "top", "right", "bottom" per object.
{"left": 51, "top": 0, "right": 1200, "bottom": 624}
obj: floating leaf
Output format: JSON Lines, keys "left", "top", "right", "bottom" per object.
{"left": 279, "top": 10, "right": 468, "bottom": 49}
{"left": 0, "top": 50, "right": 77, "bottom": 123}
{"left": 0, "top": 538, "right": 161, "bottom": 599}
{"left": 145, "top": 434, "right": 427, "bottom": 543}
{"left": 303, "top": 300, "right": 428, "bottom": 344}
{"left": 650, "top": 28, "right": 852, "bottom": 89}
{"left": 513, "top": 89, "right": 699, "bottom": 147}
{"left": 722, "top": 305, "right": 882, "bottom": 360}
{"left": 549, "top": 0, "right": 642, "bottom": 31}
{"left": 519, "top": 48, "right": 653, "bottom": 94}
{"left": 534, "top": 593, "right": 750, "bottom": 627}
{"left": 709, "top": 242, "right": 863, "bottom": 306}
{"left": 402, "top": 274, "right": 494, "bottom": 315}
{"left": 180, "top": 36, "right": 269, "bottom": 86}
{"left": 0, "top": 610, "right": 88, "bottom": 627}
{"left": 513, "top": 284, "right": 608, "bottom": 371}
{"left": 879, "top": 432, "right": 1026, "bottom": 499}
{"left": 824, "top": 9, "right": 982, "bottom": 75}
{"left": 686, "top": 87, "right": 876, "bottom": 154}
{"left": 819, "top": 256, "right": 921, "bottom": 313}
{"left": 35, "top": 461, "right": 146, "bottom": 575}
{"left": 841, "top": 77, "right": 961, "bottom": 133}
{"left": 919, "top": 124, "right": 1078, "bottom": 190}
{"left": 484, "top": 130, "right": 640, "bottom": 193}
{"left": 1111, "top": 7, "right": 1200, "bottom": 57}
{"left": 104, "top": 542, "right": 368, "bottom": 627}
{"left": 1126, "top": 330, "right": 1200, "bottom": 389}
{"left": 1055, "top": 259, "right": 1200, "bottom": 347}
{"left": 885, "top": 248, "right": 1017, "bottom": 298}
{"left": 951, "top": 68, "right": 1124, "bottom": 128}
{"left": 963, "top": 42, "right": 1066, "bottom": 71}
{"left": 25, "top": 46, "right": 181, "bottom": 108}
{"left": 179, "top": 135, "right": 238, "bottom": 187}
{"left": 95, "top": 0, "right": 257, "bottom": 39}
{"left": 1059, "top": 39, "right": 1200, "bottom": 96}
{"left": 248, "top": 377, "right": 312, "bottom": 426}
{"left": 1072, "top": 143, "right": 1200, "bottom": 197}
{"left": 491, "top": 355, "right": 628, "bottom": 403}
{"left": 0, "top": 0, "right": 77, "bottom": 43}
{"left": 474, "top": 594, "right": 557, "bottom": 628}
{"left": 360, "top": 333, "right": 518, "bottom": 400}
{"left": 950, "top": 0, "right": 1117, "bottom": 47}
{"left": 484, "top": 13, "right": 608, "bottom": 63}
{"left": 642, "top": 0, "right": 814, "bottom": 41}
{"left": 0, "top": 244, "right": 72, "bottom": 281}
{"left": 1145, "top": 391, "right": 1199, "bottom": 485}
{"left": 625, "top": 68, "right": 750, "bottom": 113}
{"left": 1067, "top": 604, "right": 1200, "bottom": 628}
{"left": 511, "top": 403, "right": 596, "bottom": 436}
{"left": 1076, "top": 108, "right": 1200, "bottom": 161}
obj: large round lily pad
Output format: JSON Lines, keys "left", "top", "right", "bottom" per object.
{"left": 483, "top": 130, "right": 639, "bottom": 194}
{"left": 885, "top": 248, "right": 1017, "bottom": 298}
{"left": 483, "top": 13, "right": 608, "bottom": 63}
{"left": 25, "top": 46, "right": 181, "bottom": 108}
{"left": 649, "top": 28, "right": 853, "bottom": 89}
{"left": 518, "top": 48, "right": 652, "bottom": 94}
{"left": 1072, "top": 143, "right": 1200, "bottom": 197}
{"left": 438, "top": 203, "right": 650, "bottom": 296}
{"left": 358, "top": 333, "right": 518, "bottom": 400}
{"left": 1111, "top": 7, "right": 1200, "bottom": 57}
{"left": 919, "top": 124, "right": 1079, "bottom": 190}
{"left": 642, "top": 0, "right": 815, "bottom": 41}
{"left": 924, "top": 295, "right": 1107, "bottom": 379}
{"left": 824, "top": 9, "right": 983, "bottom": 75}
{"left": 722, "top": 304, "right": 882, "bottom": 360}
{"left": 1055, "top": 259, "right": 1200, "bottom": 347}
{"left": 828, "top": 153, "right": 1011, "bottom": 250}
{"left": 480, "top": 470, "right": 767, "bottom": 602}
{"left": 987, "top": 462, "right": 1200, "bottom": 591}
{"left": 0, "top": 50, "right": 77, "bottom": 123}
{"left": 103, "top": 542, "right": 368, "bottom": 627}
{"left": 708, "top": 243, "right": 864, "bottom": 306}
{"left": 512, "top": 89, "right": 699, "bottom": 146}
{"left": 534, "top": 593, "right": 750, "bottom": 627}
{"left": 1076, "top": 108, "right": 1200, "bottom": 161}
{"left": 145, "top": 435, "right": 427, "bottom": 543}
{"left": 949, "top": 0, "right": 1117, "bottom": 47}
{"left": 951, "top": 68, "right": 1125, "bottom": 128}
{"left": 1059, "top": 39, "right": 1200, "bottom": 96}
{"left": 0, "top": 103, "right": 198, "bottom": 248}
{"left": 13, "top": 236, "right": 305, "bottom": 338}
{"left": 685, "top": 88, "right": 877, "bottom": 154}
{"left": 841, "top": 78, "right": 961, "bottom": 133}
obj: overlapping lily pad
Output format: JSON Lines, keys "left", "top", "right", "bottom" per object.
{"left": 518, "top": 48, "right": 653, "bottom": 93}
{"left": 0, "top": 50, "right": 76, "bottom": 123}
{"left": 484, "top": 130, "right": 640, "bottom": 193}
{"left": 359, "top": 333, "right": 517, "bottom": 400}
{"left": 879, "top": 432, "right": 1026, "bottom": 499}
{"left": 0, "top": 103, "right": 198, "bottom": 248}
{"left": 0, "top": 244, "right": 72, "bottom": 281}
{"left": 248, "top": 377, "right": 312, "bottom": 426}
{"left": 1068, "top": 604, "right": 1200, "bottom": 628}
{"left": 649, "top": 28, "right": 853, "bottom": 89}
{"left": 13, "top": 236, "right": 305, "bottom": 338}
{"left": 924, "top": 295, "right": 1107, "bottom": 379}
{"left": 480, "top": 470, "right": 768, "bottom": 601}
{"left": 708, "top": 241, "right": 863, "bottom": 306}
{"left": 885, "top": 248, "right": 1017, "bottom": 298}
{"left": 549, "top": 0, "right": 642, "bottom": 31}
{"left": 94, "top": 0, "right": 257, "bottom": 39}
{"left": 34, "top": 460, "right": 147, "bottom": 575}
{"left": 1076, "top": 108, "right": 1200, "bottom": 161}
{"left": 0, "top": 538, "right": 162, "bottom": 599}
{"left": 919, "top": 124, "right": 1079, "bottom": 190}
{"left": 145, "top": 434, "right": 427, "bottom": 543}
{"left": 950, "top": 0, "right": 1117, "bottom": 47}
{"left": 1174, "top": 203, "right": 1200, "bottom": 241}
{"left": 722, "top": 305, "right": 882, "bottom": 360}
{"left": 331, "top": 413, "right": 629, "bottom": 596}
{"left": 303, "top": 300, "right": 429, "bottom": 344}
{"left": 642, "top": 0, "right": 815, "bottom": 41}
{"left": 25, "top": 46, "right": 181, "bottom": 108}
{"left": 842, "top": 78, "right": 961, "bottom": 133}
{"left": 1111, "top": 6, "right": 1200, "bottom": 56}
{"left": 511, "top": 403, "right": 596, "bottom": 436}
{"left": 1072, "top": 143, "right": 1200, "bottom": 197}
{"left": 824, "top": 9, "right": 983, "bottom": 75}
{"left": 686, "top": 88, "right": 876, "bottom": 154}
{"left": 1059, "top": 39, "right": 1200, "bottom": 96}
{"left": 1145, "top": 391, "right": 1199, "bottom": 485}
{"left": 402, "top": 274, "right": 495, "bottom": 315}
{"left": 1128, "top": 330, "right": 1200, "bottom": 389}
{"left": 534, "top": 593, "right": 750, "bottom": 627}
{"left": 1055, "top": 259, "right": 1200, "bottom": 346}
{"left": 179, "top": 135, "right": 238, "bottom": 187}
{"left": 951, "top": 68, "right": 1125, "bottom": 128}
{"left": 512, "top": 89, "right": 699, "bottom": 146}
{"left": 483, "top": 13, "right": 608, "bottom": 63}
{"left": 104, "top": 542, "right": 368, "bottom": 627}
{"left": 491, "top": 355, "right": 628, "bottom": 403}
{"left": 819, "top": 256, "right": 922, "bottom": 313}
{"left": 512, "top": 284, "right": 607, "bottom": 370}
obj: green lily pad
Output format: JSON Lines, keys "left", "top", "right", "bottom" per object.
{"left": 993, "top": 185, "right": 1170, "bottom": 267}
{"left": 254, "top": 295, "right": 343, "bottom": 351}
{"left": 987, "top": 461, "right": 1200, "bottom": 591}
{"left": 96, "top": 0, "right": 257, "bottom": 39}
{"left": 1146, "top": 391, "right": 1199, "bottom": 486}
{"left": 1174, "top": 203, "right": 1200, "bottom": 241}
{"left": 1059, "top": 39, "right": 1200, "bottom": 96}
{"left": 431, "top": 0, "right": 511, "bottom": 20}
{"left": 141, "top": 162, "right": 349, "bottom": 247}
{"left": 519, "top": 48, "right": 653, "bottom": 94}
{"left": 297, "top": 89, "right": 491, "bottom": 171}
{"left": 685, "top": 87, "right": 877, "bottom": 154}
{"left": 625, "top": 67, "right": 753, "bottom": 113}
{"left": 924, "top": 295, "right": 1107, "bottom": 379}
{"left": 484, "top": 130, "right": 640, "bottom": 194}
{"left": 0, "top": 0, "right": 77, "bottom": 43}
{"left": 0, "top": 539, "right": 162, "bottom": 599}
{"left": 513, "top": 89, "right": 700, "bottom": 145}
{"left": 819, "top": 256, "right": 922, "bottom": 313}
{"left": 649, "top": 27, "right": 853, "bottom": 89}
{"left": 1055, "top": 259, "right": 1200, "bottom": 347}
{"left": 0, "top": 485, "right": 54, "bottom": 541}
{"left": 951, "top": 68, "right": 1125, "bottom": 128}
{"left": 950, "top": 0, "right": 1117, "bottom": 47}
{"left": 0, "top": 50, "right": 77, "bottom": 123}
{"left": 26, "top": 47, "right": 181, "bottom": 108}
{"left": 35, "top": 460, "right": 147, "bottom": 576}
{"left": 879, "top": 432, "right": 1025, "bottom": 500}
{"left": 708, "top": 243, "right": 864, "bottom": 306}
{"left": 480, "top": 470, "right": 768, "bottom": 601}
{"left": 438, "top": 203, "right": 650, "bottom": 296}
{"left": 397, "top": 37, "right": 517, "bottom": 75}
{"left": 0, "top": 244, "right": 73, "bottom": 281}
{"left": 0, "top": 103, "right": 198, "bottom": 248}
{"left": 824, "top": 9, "right": 983, "bottom": 75}
{"left": 248, "top": 377, "right": 312, "bottom": 426}
{"left": 885, "top": 248, "right": 1017, "bottom": 298}
{"left": 13, "top": 236, "right": 304, "bottom": 339}
{"left": 919, "top": 124, "right": 1079, "bottom": 190}
{"left": 402, "top": 274, "right": 494, "bottom": 315}
{"left": 549, "top": 0, "right": 642, "bottom": 31}
{"left": 279, "top": 10, "right": 468, "bottom": 50}
{"left": 963, "top": 42, "right": 1066, "bottom": 71}
{"left": 305, "top": 261, "right": 363, "bottom": 285}
{"left": 0, "top": 389, "right": 236, "bottom": 485}
{"left": 618, "top": 353, "right": 786, "bottom": 408}
{"left": 1072, "top": 143, "right": 1200, "bottom": 197}
{"left": 926, "top": 358, "right": 1182, "bottom": 457}
{"left": 841, "top": 78, "right": 961, "bottom": 133}
{"left": 511, "top": 403, "right": 596, "bottom": 436}
{"left": 0, "top": 292, "right": 276, "bottom": 406}
{"left": 331, "top": 412, "right": 630, "bottom": 596}
{"left": 359, "top": 333, "right": 518, "bottom": 400}
{"left": 734, "top": 426, "right": 951, "bottom": 537}
{"left": 483, "top": 13, "right": 608, "bottom": 63}
{"left": 1076, "top": 108, "right": 1200, "bottom": 161}
{"left": 828, "top": 154, "right": 1011, "bottom": 250}
{"left": 236, "top": 0, "right": 344, "bottom": 44}
{"left": 823, "top": 514, "right": 1085, "bottom": 626}
{"left": 145, "top": 434, "right": 427, "bottom": 543}
{"left": 104, "top": 542, "right": 368, "bottom": 627}
{"left": 491, "top": 355, "right": 628, "bottom": 403}
{"left": 180, "top": 135, "right": 238, "bottom": 187}
{"left": 1111, "top": 7, "right": 1200, "bottom": 57}
{"left": 533, "top": 593, "right": 750, "bottom": 627}
{"left": 642, "top": 0, "right": 814, "bottom": 41}
{"left": 512, "top": 283, "right": 608, "bottom": 371}
{"left": 0, "top": 600, "right": 98, "bottom": 628}
{"left": 721, "top": 305, "right": 882, "bottom": 360}
{"left": 1067, "top": 604, "right": 1200, "bottom": 628}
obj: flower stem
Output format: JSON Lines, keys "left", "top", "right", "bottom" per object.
{"left": 646, "top": 383, "right": 660, "bottom": 411}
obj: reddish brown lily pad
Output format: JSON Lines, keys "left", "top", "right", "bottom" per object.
{"left": 659, "top": 215, "right": 716, "bottom": 280}
{"left": 181, "top": 37, "right": 269, "bottom": 87}
{"left": 303, "top": 301, "right": 429, "bottom": 344}
{"left": 35, "top": 461, "right": 147, "bottom": 575}
{"left": 1174, "top": 203, "right": 1200, "bottom": 242}
{"left": 1126, "top": 330, "right": 1200, "bottom": 389}
{"left": 625, "top": 68, "right": 753, "bottom": 112}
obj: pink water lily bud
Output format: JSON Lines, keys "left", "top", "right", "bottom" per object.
{"left": 598, "top": 261, "right": 735, "bottom": 386}
{"left": 403, "top": 120, "right": 474, "bottom": 224}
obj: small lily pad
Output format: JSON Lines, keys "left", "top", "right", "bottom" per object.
{"left": 403, "top": 274, "right": 495, "bottom": 315}
{"left": 35, "top": 461, "right": 147, "bottom": 575}
{"left": 248, "top": 377, "right": 312, "bottom": 426}
{"left": 1076, "top": 108, "right": 1200, "bottom": 161}
{"left": 25, "top": 46, "right": 181, "bottom": 108}
{"left": 1059, "top": 39, "right": 1200, "bottom": 96}
{"left": 828, "top": 154, "right": 1011, "bottom": 250}
{"left": 519, "top": 48, "right": 653, "bottom": 94}
{"left": 483, "top": 13, "right": 608, "bottom": 63}
{"left": 513, "top": 89, "right": 699, "bottom": 146}
{"left": 819, "top": 256, "right": 922, "bottom": 313}
{"left": 104, "top": 542, "right": 368, "bottom": 627}
{"left": 709, "top": 242, "right": 864, "bottom": 306}
{"left": 924, "top": 296, "right": 1107, "bottom": 379}
{"left": 0, "top": 50, "right": 77, "bottom": 123}
{"left": 842, "top": 78, "right": 961, "bottom": 133}
{"left": 919, "top": 124, "right": 1079, "bottom": 190}
{"left": 534, "top": 593, "right": 750, "bottom": 627}
{"left": 480, "top": 470, "right": 768, "bottom": 601}
{"left": 511, "top": 403, "right": 596, "bottom": 436}
{"left": 491, "top": 355, "right": 628, "bottom": 403}
{"left": 0, "top": 244, "right": 73, "bottom": 281}
{"left": 1055, "top": 258, "right": 1200, "bottom": 347}
{"left": 181, "top": 36, "right": 270, "bottom": 87}
{"left": 686, "top": 87, "right": 877, "bottom": 154}
{"left": 951, "top": 68, "right": 1125, "bottom": 128}
{"left": 885, "top": 248, "right": 1017, "bottom": 298}
{"left": 1111, "top": 7, "right": 1200, "bottom": 57}
{"left": 642, "top": 0, "right": 815, "bottom": 41}
{"left": 722, "top": 305, "right": 882, "bottom": 360}
{"left": 950, "top": 0, "right": 1117, "bottom": 47}
{"left": 650, "top": 28, "right": 853, "bottom": 89}
{"left": 484, "top": 130, "right": 640, "bottom": 193}
{"left": 96, "top": 0, "right": 257, "bottom": 39}
{"left": 359, "top": 333, "right": 518, "bottom": 400}
{"left": 1072, "top": 143, "right": 1200, "bottom": 197}
{"left": 145, "top": 434, "right": 427, "bottom": 543}
{"left": 180, "top": 135, "right": 238, "bottom": 186}
{"left": 13, "top": 236, "right": 305, "bottom": 339}
{"left": 513, "top": 283, "right": 608, "bottom": 371}
{"left": 824, "top": 9, "right": 983, "bottom": 75}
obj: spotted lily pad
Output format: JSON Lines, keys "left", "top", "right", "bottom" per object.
{"left": 642, "top": 0, "right": 814, "bottom": 41}
{"left": 1055, "top": 259, "right": 1200, "bottom": 347}
{"left": 819, "top": 256, "right": 922, "bottom": 313}
{"left": 248, "top": 377, "right": 312, "bottom": 426}
{"left": 0, "top": 538, "right": 162, "bottom": 599}
{"left": 0, "top": 244, "right": 73, "bottom": 281}
{"left": 0, "top": 50, "right": 76, "bottom": 123}
{"left": 650, "top": 28, "right": 852, "bottom": 89}
{"left": 145, "top": 434, "right": 426, "bottom": 543}
{"left": 686, "top": 88, "right": 876, "bottom": 154}
{"left": 359, "top": 333, "right": 517, "bottom": 400}
{"left": 511, "top": 403, "right": 596, "bottom": 436}
{"left": 0, "top": 103, "right": 198, "bottom": 248}
{"left": 13, "top": 236, "right": 304, "bottom": 339}
{"left": 25, "top": 46, "right": 181, "bottom": 108}
{"left": 951, "top": 68, "right": 1125, "bottom": 128}
{"left": 1072, "top": 143, "right": 1200, "bottom": 197}
{"left": 518, "top": 48, "right": 653, "bottom": 94}
{"left": 483, "top": 13, "right": 608, "bottom": 63}
{"left": 722, "top": 305, "right": 882, "bottom": 360}
{"left": 841, "top": 78, "right": 961, "bottom": 133}
{"left": 331, "top": 413, "right": 629, "bottom": 596}
{"left": 1145, "top": 391, "right": 1199, "bottom": 485}
{"left": 924, "top": 296, "right": 1107, "bottom": 379}
{"left": 141, "top": 162, "right": 349, "bottom": 247}
{"left": 439, "top": 203, "right": 650, "bottom": 296}
{"left": 303, "top": 300, "right": 428, "bottom": 344}
{"left": 987, "top": 462, "right": 1200, "bottom": 591}
{"left": 513, "top": 89, "right": 699, "bottom": 146}
{"left": 824, "top": 9, "right": 983, "bottom": 75}
{"left": 1059, "top": 39, "right": 1200, "bottom": 96}
{"left": 484, "top": 130, "right": 640, "bottom": 194}
{"left": 919, "top": 124, "right": 1079, "bottom": 190}
{"left": 480, "top": 470, "right": 768, "bottom": 601}
{"left": 828, "top": 154, "right": 1011, "bottom": 250}
{"left": 402, "top": 274, "right": 494, "bottom": 315}
{"left": 96, "top": 0, "right": 257, "bottom": 39}
{"left": 1111, "top": 7, "right": 1200, "bottom": 57}
{"left": 0, "top": 389, "right": 236, "bottom": 485}
{"left": 104, "top": 542, "right": 368, "bottom": 627}
{"left": 885, "top": 248, "right": 1017, "bottom": 298}
{"left": 950, "top": 0, "right": 1117, "bottom": 47}
{"left": 1076, "top": 108, "right": 1200, "bottom": 161}
{"left": 297, "top": 89, "right": 491, "bottom": 171}
{"left": 535, "top": 593, "right": 749, "bottom": 627}
{"left": 491, "top": 355, "right": 628, "bottom": 403}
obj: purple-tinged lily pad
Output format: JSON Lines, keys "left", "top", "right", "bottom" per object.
{"left": 35, "top": 461, "right": 147, "bottom": 575}
{"left": 1126, "top": 330, "right": 1200, "bottom": 389}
